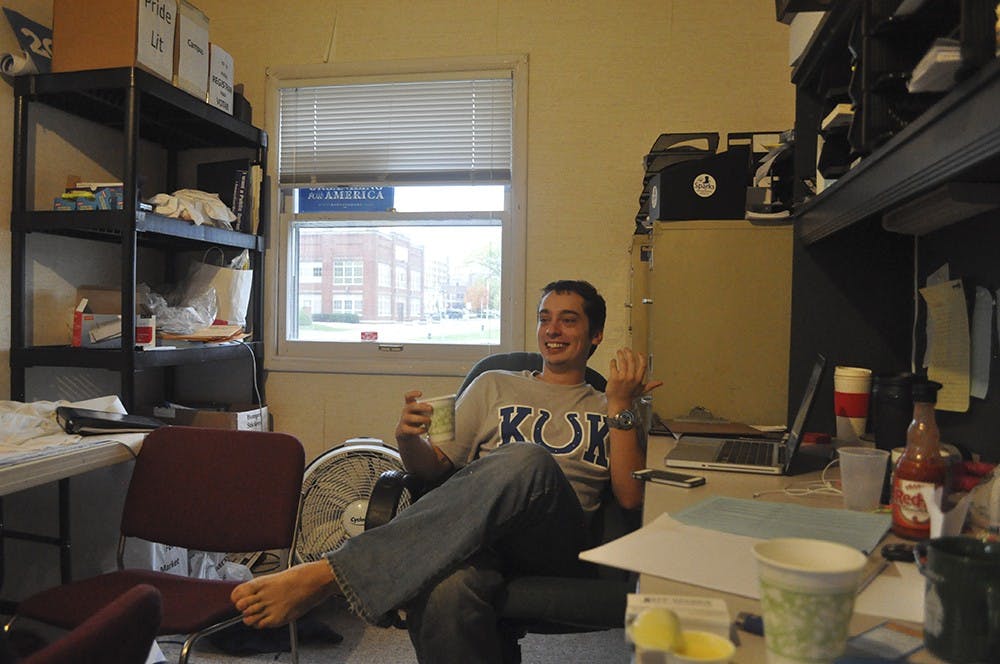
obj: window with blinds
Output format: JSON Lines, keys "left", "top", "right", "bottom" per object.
{"left": 267, "top": 58, "right": 526, "bottom": 375}
{"left": 278, "top": 78, "right": 513, "bottom": 187}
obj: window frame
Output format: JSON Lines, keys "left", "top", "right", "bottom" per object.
{"left": 264, "top": 56, "right": 527, "bottom": 376}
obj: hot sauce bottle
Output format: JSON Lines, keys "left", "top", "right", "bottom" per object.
{"left": 891, "top": 380, "right": 946, "bottom": 540}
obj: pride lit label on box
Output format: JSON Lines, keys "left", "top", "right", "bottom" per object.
{"left": 137, "top": 0, "right": 177, "bottom": 81}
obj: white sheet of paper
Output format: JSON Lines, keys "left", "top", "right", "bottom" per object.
{"left": 970, "top": 286, "right": 994, "bottom": 399}
{"left": 922, "top": 263, "right": 950, "bottom": 368}
{"left": 919, "top": 279, "right": 970, "bottom": 412}
{"left": 580, "top": 513, "right": 924, "bottom": 623}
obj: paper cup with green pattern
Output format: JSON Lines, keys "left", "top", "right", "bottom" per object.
{"left": 424, "top": 394, "right": 456, "bottom": 443}
{"left": 753, "top": 538, "right": 867, "bottom": 664}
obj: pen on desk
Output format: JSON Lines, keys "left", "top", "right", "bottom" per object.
{"left": 734, "top": 611, "right": 764, "bottom": 636}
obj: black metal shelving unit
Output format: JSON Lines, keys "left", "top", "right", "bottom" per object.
{"left": 784, "top": 3, "right": 1000, "bottom": 459}
{"left": 793, "top": 55, "right": 1000, "bottom": 243}
{"left": 790, "top": 0, "right": 1000, "bottom": 243}
{"left": 10, "top": 67, "right": 268, "bottom": 410}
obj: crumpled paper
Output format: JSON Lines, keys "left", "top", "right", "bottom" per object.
{"left": 148, "top": 189, "right": 236, "bottom": 228}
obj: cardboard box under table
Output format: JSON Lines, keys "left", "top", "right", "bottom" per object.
{"left": 52, "top": 0, "right": 178, "bottom": 82}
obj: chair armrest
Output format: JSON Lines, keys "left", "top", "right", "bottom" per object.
{"left": 364, "top": 470, "right": 427, "bottom": 531}
{"left": 497, "top": 576, "right": 631, "bottom": 631}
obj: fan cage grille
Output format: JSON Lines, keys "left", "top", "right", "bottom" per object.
{"left": 295, "top": 445, "right": 412, "bottom": 562}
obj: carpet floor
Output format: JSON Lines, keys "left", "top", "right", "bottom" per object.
{"left": 156, "top": 601, "right": 630, "bottom": 663}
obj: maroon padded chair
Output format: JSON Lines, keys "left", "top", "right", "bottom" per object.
{"left": 6, "top": 427, "right": 305, "bottom": 664}
{"left": 22, "top": 584, "right": 162, "bottom": 664}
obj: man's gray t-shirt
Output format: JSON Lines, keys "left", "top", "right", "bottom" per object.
{"left": 437, "top": 370, "right": 610, "bottom": 513}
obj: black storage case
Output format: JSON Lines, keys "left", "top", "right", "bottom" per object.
{"left": 648, "top": 142, "right": 751, "bottom": 221}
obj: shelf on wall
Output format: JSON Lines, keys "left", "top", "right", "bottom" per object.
{"left": 15, "top": 67, "right": 265, "bottom": 150}
{"left": 793, "top": 55, "right": 1000, "bottom": 243}
{"left": 12, "top": 210, "right": 264, "bottom": 251}
{"left": 11, "top": 342, "right": 263, "bottom": 371}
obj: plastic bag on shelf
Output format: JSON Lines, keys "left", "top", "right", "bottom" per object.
{"left": 138, "top": 282, "right": 217, "bottom": 335}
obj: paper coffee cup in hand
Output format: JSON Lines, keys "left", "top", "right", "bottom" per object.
{"left": 424, "top": 394, "right": 456, "bottom": 443}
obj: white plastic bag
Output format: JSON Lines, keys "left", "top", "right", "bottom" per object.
{"left": 148, "top": 189, "right": 237, "bottom": 228}
{"left": 188, "top": 550, "right": 253, "bottom": 581}
{"left": 183, "top": 248, "right": 252, "bottom": 326}
{"left": 123, "top": 540, "right": 189, "bottom": 576}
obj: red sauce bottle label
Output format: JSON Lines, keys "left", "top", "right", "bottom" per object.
{"left": 891, "top": 477, "right": 934, "bottom": 533}
{"left": 891, "top": 455, "right": 946, "bottom": 539}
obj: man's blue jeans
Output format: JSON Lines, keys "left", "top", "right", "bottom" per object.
{"left": 325, "top": 442, "right": 592, "bottom": 663}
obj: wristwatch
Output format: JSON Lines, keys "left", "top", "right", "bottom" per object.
{"left": 606, "top": 409, "right": 637, "bottom": 430}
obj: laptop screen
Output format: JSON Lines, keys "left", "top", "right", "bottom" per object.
{"left": 782, "top": 354, "right": 826, "bottom": 470}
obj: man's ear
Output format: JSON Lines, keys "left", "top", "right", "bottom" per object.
{"left": 591, "top": 329, "right": 604, "bottom": 347}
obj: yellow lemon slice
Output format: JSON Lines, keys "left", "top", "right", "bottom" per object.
{"left": 629, "top": 608, "right": 687, "bottom": 654}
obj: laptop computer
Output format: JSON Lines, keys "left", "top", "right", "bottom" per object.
{"left": 664, "top": 354, "right": 826, "bottom": 475}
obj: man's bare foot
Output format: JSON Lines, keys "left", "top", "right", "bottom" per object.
{"left": 230, "top": 560, "right": 341, "bottom": 629}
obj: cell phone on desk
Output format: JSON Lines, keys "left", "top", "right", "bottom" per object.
{"left": 632, "top": 468, "right": 706, "bottom": 488}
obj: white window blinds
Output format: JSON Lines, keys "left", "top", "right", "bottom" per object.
{"left": 278, "top": 77, "right": 513, "bottom": 187}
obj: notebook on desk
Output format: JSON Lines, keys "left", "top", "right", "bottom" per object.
{"left": 664, "top": 354, "right": 826, "bottom": 475}
{"left": 56, "top": 407, "right": 163, "bottom": 435}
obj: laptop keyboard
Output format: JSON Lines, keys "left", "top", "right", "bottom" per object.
{"left": 717, "top": 439, "right": 774, "bottom": 466}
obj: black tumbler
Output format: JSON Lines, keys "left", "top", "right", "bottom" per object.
{"left": 872, "top": 372, "right": 914, "bottom": 505}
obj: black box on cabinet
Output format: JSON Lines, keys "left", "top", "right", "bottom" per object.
{"left": 648, "top": 144, "right": 751, "bottom": 221}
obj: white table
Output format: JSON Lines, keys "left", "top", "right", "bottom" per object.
{"left": 635, "top": 433, "right": 940, "bottom": 663}
{"left": 0, "top": 434, "right": 144, "bottom": 603}
{"left": 0, "top": 434, "right": 142, "bottom": 496}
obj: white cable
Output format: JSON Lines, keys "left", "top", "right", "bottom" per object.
{"left": 752, "top": 458, "right": 842, "bottom": 499}
{"left": 239, "top": 339, "right": 266, "bottom": 431}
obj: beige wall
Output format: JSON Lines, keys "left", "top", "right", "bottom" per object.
{"left": 0, "top": 1, "right": 794, "bottom": 462}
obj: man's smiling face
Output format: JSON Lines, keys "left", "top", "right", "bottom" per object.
{"left": 536, "top": 290, "right": 603, "bottom": 373}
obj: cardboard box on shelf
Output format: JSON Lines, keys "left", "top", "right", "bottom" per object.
{"left": 72, "top": 301, "right": 121, "bottom": 348}
{"left": 71, "top": 286, "right": 144, "bottom": 348}
{"left": 173, "top": 0, "right": 209, "bottom": 98}
{"left": 52, "top": 0, "right": 178, "bottom": 82}
{"left": 207, "top": 43, "right": 234, "bottom": 114}
{"left": 152, "top": 403, "right": 269, "bottom": 431}
{"left": 77, "top": 285, "right": 125, "bottom": 314}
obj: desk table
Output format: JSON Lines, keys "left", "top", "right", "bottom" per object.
{"left": 637, "top": 434, "right": 940, "bottom": 663}
{"left": 0, "top": 435, "right": 142, "bottom": 497}
{"left": 0, "top": 434, "right": 143, "bottom": 605}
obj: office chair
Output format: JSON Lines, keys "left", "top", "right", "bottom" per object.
{"left": 6, "top": 427, "right": 306, "bottom": 664}
{"left": 21, "top": 584, "right": 162, "bottom": 664}
{"left": 365, "top": 351, "right": 640, "bottom": 663}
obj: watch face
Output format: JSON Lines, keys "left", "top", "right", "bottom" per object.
{"left": 610, "top": 409, "right": 636, "bottom": 429}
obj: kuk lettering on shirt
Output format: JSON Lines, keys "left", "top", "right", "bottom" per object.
{"left": 497, "top": 406, "right": 609, "bottom": 467}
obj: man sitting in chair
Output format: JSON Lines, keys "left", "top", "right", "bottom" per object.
{"left": 232, "top": 279, "right": 661, "bottom": 662}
